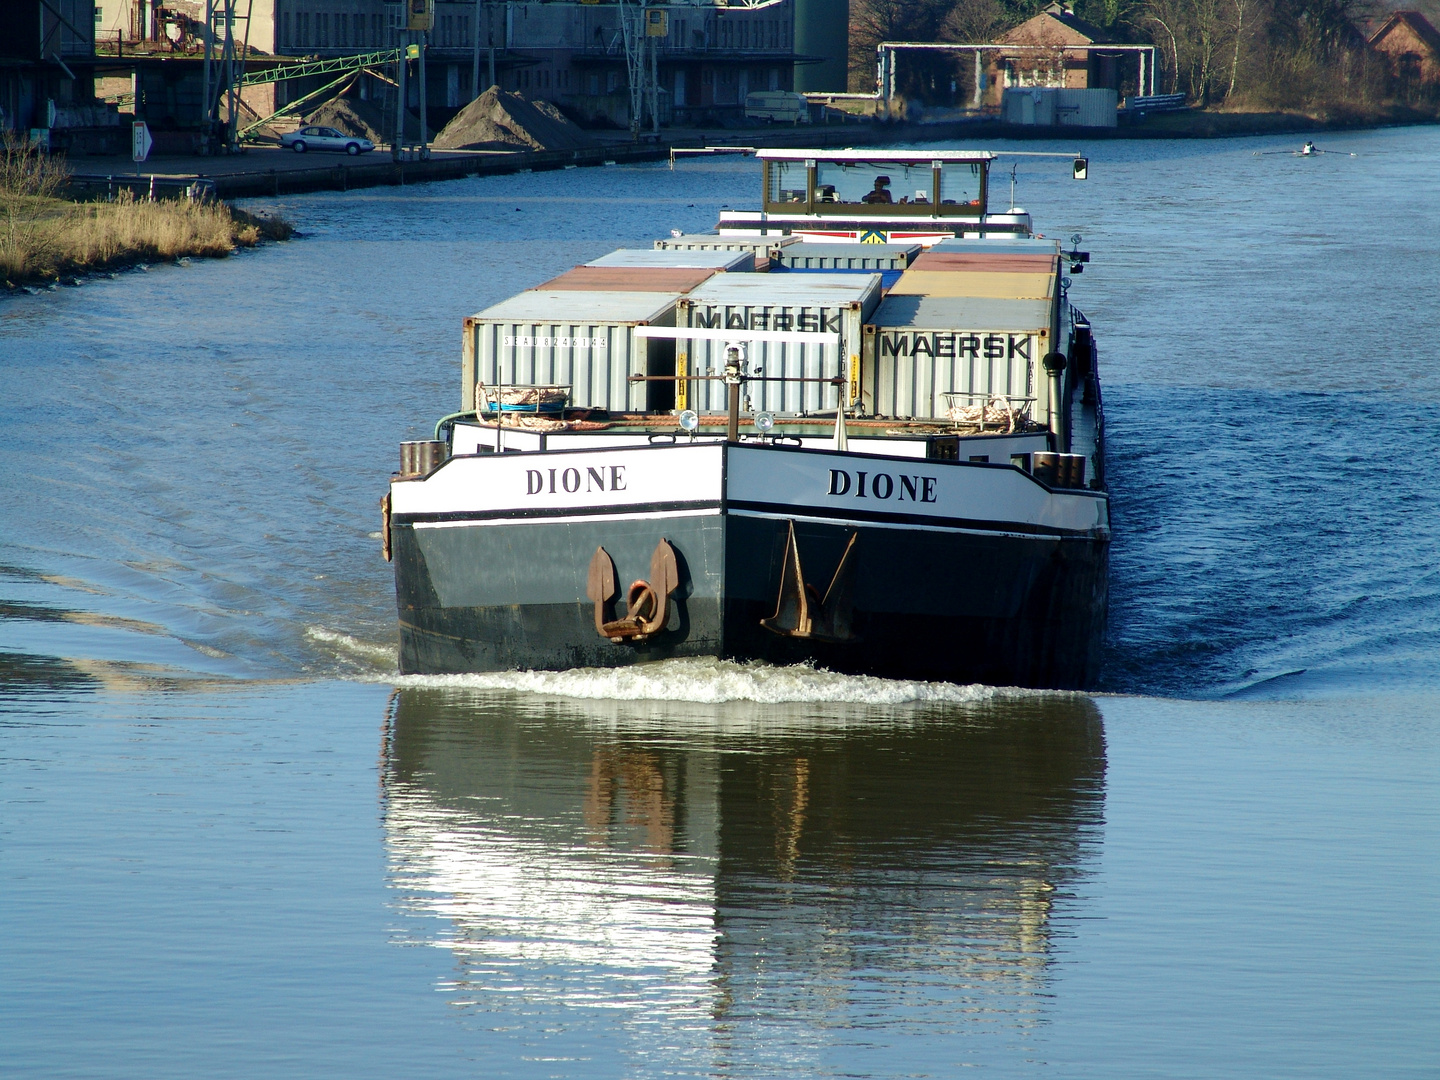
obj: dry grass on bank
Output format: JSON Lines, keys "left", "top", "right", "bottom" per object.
{"left": 2, "top": 136, "right": 291, "bottom": 286}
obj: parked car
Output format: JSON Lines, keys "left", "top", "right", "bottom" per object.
{"left": 744, "top": 91, "right": 811, "bottom": 124}
{"left": 280, "top": 126, "right": 375, "bottom": 155}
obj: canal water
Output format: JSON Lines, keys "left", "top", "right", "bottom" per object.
{"left": 2, "top": 129, "right": 1437, "bottom": 1078}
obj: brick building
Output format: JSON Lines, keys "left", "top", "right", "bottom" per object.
{"left": 1367, "top": 10, "right": 1440, "bottom": 83}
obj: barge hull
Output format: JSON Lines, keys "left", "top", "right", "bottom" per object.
{"left": 392, "top": 509, "right": 1107, "bottom": 688}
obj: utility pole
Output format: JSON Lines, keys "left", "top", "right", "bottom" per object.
{"left": 418, "top": 30, "right": 429, "bottom": 159}
{"left": 472, "top": 0, "right": 480, "bottom": 98}
{"left": 394, "top": 31, "right": 408, "bottom": 159}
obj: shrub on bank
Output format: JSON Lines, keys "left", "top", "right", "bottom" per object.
{"left": 1, "top": 134, "right": 291, "bottom": 287}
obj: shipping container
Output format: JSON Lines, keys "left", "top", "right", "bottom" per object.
{"left": 655, "top": 234, "right": 799, "bottom": 256}
{"left": 864, "top": 294, "right": 1061, "bottom": 422}
{"left": 462, "top": 290, "right": 680, "bottom": 415}
{"left": 888, "top": 269, "right": 1055, "bottom": 300}
{"left": 909, "top": 251, "right": 1058, "bottom": 274}
{"left": 1001, "top": 88, "right": 1118, "bottom": 128}
{"left": 587, "top": 248, "right": 755, "bottom": 271}
{"left": 677, "top": 273, "right": 883, "bottom": 415}
{"left": 768, "top": 241, "right": 917, "bottom": 289}
{"left": 536, "top": 265, "right": 719, "bottom": 292}
{"left": 769, "top": 242, "right": 919, "bottom": 271}
{"left": 930, "top": 238, "right": 1062, "bottom": 255}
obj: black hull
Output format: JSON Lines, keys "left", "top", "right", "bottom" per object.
{"left": 393, "top": 511, "right": 1108, "bottom": 690}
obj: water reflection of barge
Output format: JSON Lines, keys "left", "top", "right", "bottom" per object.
{"left": 386, "top": 150, "right": 1108, "bottom": 689}
{"left": 381, "top": 689, "right": 1106, "bottom": 1037}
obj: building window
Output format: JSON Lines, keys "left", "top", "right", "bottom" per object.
{"left": 589, "top": 73, "right": 599, "bottom": 95}
{"left": 94, "top": 5, "right": 103, "bottom": 22}
{"left": 607, "top": 70, "right": 618, "bottom": 92}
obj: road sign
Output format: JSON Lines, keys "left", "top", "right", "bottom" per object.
{"left": 132, "top": 121, "right": 153, "bottom": 163}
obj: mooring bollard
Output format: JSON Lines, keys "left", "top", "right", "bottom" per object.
{"left": 399, "top": 440, "right": 448, "bottom": 477}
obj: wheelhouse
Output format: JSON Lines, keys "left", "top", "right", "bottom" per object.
{"left": 759, "top": 149, "right": 994, "bottom": 219}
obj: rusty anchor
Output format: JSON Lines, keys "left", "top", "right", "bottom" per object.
{"left": 760, "top": 521, "right": 859, "bottom": 643}
{"left": 586, "top": 539, "right": 679, "bottom": 642}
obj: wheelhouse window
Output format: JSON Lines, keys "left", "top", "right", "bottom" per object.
{"left": 813, "top": 160, "right": 934, "bottom": 206}
{"left": 762, "top": 156, "right": 989, "bottom": 215}
{"left": 767, "top": 160, "right": 807, "bottom": 204}
{"left": 938, "top": 162, "right": 982, "bottom": 206}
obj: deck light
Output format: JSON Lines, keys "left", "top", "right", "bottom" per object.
{"left": 678, "top": 409, "right": 700, "bottom": 432}
{"left": 755, "top": 412, "right": 776, "bottom": 433}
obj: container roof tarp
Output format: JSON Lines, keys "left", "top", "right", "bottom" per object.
{"left": 871, "top": 294, "right": 1054, "bottom": 333}
{"left": 586, "top": 248, "right": 753, "bottom": 270}
{"left": 910, "top": 251, "right": 1058, "bottom": 274}
{"left": 474, "top": 290, "right": 681, "bottom": 324}
{"left": 535, "top": 266, "right": 719, "bottom": 293}
{"left": 930, "top": 238, "right": 1062, "bottom": 254}
{"left": 889, "top": 270, "right": 1055, "bottom": 300}
{"left": 756, "top": 149, "right": 996, "bottom": 162}
{"left": 685, "top": 271, "right": 883, "bottom": 307}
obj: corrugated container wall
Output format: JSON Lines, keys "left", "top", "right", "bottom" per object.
{"left": 677, "top": 274, "right": 882, "bottom": 415}
{"left": 864, "top": 295, "right": 1062, "bottom": 421}
{"left": 770, "top": 243, "right": 920, "bottom": 272}
{"left": 463, "top": 290, "right": 680, "bottom": 415}
{"left": 1001, "top": 88, "right": 1118, "bottom": 128}
{"left": 655, "top": 234, "right": 799, "bottom": 256}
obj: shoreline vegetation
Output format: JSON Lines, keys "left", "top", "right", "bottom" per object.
{"left": 2, "top": 137, "right": 291, "bottom": 291}
{"left": 849, "top": 0, "right": 1440, "bottom": 122}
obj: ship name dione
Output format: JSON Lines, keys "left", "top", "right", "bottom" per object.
{"left": 525, "top": 465, "right": 627, "bottom": 495}
{"left": 828, "top": 469, "right": 936, "bottom": 503}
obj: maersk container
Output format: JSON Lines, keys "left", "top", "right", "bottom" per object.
{"left": 587, "top": 248, "right": 755, "bottom": 271}
{"left": 463, "top": 290, "right": 680, "bottom": 416}
{"left": 863, "top": 294, "right": 1061, "bottom": 422}
{"left": 677, "top": 273, "right": 882, "bottom": 415}
{"left": 655, "top": 234, "right": 798, "bottom": 257}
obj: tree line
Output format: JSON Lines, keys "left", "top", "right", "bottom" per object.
{"left": 849, "top": 0, "right": 1436, "bottom": 112}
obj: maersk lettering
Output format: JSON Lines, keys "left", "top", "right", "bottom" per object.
{"left": 691, "top": 308, "right": 843, "bottom": 334}
{"left": 525, "top": 463, "right": 626, "bottom": 496}
{"left": 828, "top": 469, "right": 936, "bottom": 503}
{"left": 880, "top": 332, "right": 1033, "bottom": 361}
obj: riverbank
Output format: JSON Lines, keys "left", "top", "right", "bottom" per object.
{"left": 51, "top": 105, "right": 1436, "bottom": 206}
{"left": 0, "top": 192, "right": 291, "bottom": 288}
{"left": 63, "top": 141, "right": 672, "bottom": 201}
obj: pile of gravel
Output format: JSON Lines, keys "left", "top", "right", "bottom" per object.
{"left": 305, "top": 93, "right": 432, "bottom": 143}
{"left": 433, "top": 86, "right": 595, "bottom": 152}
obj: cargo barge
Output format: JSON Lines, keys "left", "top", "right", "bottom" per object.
{"left": 384, "top": 149, "right": 1108, "bottom": 689}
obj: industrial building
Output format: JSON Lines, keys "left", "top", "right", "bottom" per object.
{"left": 89, "top": 0, "right": 818, "bottom": 133}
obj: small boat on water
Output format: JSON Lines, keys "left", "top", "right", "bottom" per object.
{"left": 383, "top": 149, "right": 1109, "bottom": 689}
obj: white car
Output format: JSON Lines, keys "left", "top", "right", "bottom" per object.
{"left": 280, "top": 126, "right": 375, "bottom": 155}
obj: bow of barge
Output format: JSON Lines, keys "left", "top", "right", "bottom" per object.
{"left": 385, "top": 149, "right": 1108, "bottom": 689}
